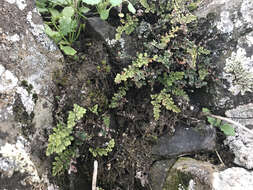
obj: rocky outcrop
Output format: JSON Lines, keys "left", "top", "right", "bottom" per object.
{"left": 0, "top": 0, "right": 62, "bottom": 188}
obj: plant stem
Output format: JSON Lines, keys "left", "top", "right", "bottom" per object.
{"left": 208, "top": 113, "right": 253, "bottom": 136}
{"left": 92, "top": 160, "right": 98, "bottom": 190}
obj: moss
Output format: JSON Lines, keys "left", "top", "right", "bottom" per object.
{"left": 21, "top": 80, "right": 33, "bottom": 94}
{"left": 12, "top": 94, "right": 35, "bottom": 137}
{"left": 163, "top": 169, "right": 192, "bottom": 190}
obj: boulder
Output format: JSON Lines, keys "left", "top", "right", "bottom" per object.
{"left": 212, "top": 167, "right": 253, "bottom": 190}
{"left": 150, "top": 157, "right": 218, "bottom": 190}
{"left": 152, "top": 124, "right": 216, "bottom": 158}
{"left": 0, "top": 0, "right": 62, "bottom": 188}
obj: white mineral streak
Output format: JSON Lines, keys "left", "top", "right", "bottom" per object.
{"left": 16, "top": 87, "right": 35, "bottom": 114}
{"left": 6, "top": 34, "right": 20, "bottom": 42}
{"left": 4, "top": 0, "right": 27, "bottom": 10}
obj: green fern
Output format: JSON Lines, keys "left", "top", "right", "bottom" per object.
{"left": 116, "top": 14, "right": 138, "bottom": 40}
{"left": 151, "top": 89, "right": 181, "bottom": 120}
{"left": 89, "top": 139, "right": 115, "bottom": 157}
{"left": 52, "top": 148, "right": 77, "bottom": 176}
{"left": 46, "top": 104, "right": 86, "bottom": 156}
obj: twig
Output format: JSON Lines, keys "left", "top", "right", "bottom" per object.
{"left": 215, "top": 150, "right": 225, "bottom": 167}
{"left": 208, "top": 113, "right": 253, "bottom": 136}
{"left": 92, "top": 160, "right": 98, "bottom": 190}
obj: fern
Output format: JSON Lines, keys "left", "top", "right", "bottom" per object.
{"left": 116, "top": 14, "right": 138, "bottom": 40}
{"left": 46, "top": 104, "right": 86, "bottom": 156}
{"left": 109, "top": 86, "right": 129, "bottom": 108}
{"left": 151, "top": 89, "right": 181, "bottom": 120}
{"left": 52, "top": 148, "right": 77, "bottom": 176}
{"left": 89, "top": 139, "right": 115, "bottom": 157}
{"left": 114, "top": 53, "right": 152, "bottom": 88}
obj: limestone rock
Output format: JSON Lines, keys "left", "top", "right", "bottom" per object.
{"left": 152, "top": 124, "right": 216, "bottom": 157}
{"left": 0, "top": 0, "right": 63, "bottom": 188}
{"left": 212, "top": 167, "right": 253, "bottom": 190}
{"left": 224, "top": 104, "right": 253, "bottom": 169}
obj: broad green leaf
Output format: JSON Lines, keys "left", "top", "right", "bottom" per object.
{"left": 220, "top": 123, "right": 235, "bottom": 136}
{"left": 49, "top": 8, "right": 60, "bottom": 20}
{"left": 62, "top": 6, "right": 74, "bottom": 17}
{"left": 79, "top": 7, "right": 90, "bottom": 14}
{"left": 110, "top": 0, "right": 122, "bottom": 6}
{"left": 49, "top": 0, "right": 71, "bottom": 6}
{"left": 60, "top": 45, "right": 77, "bottom": 55}
{"left": 44, "top": 24, "right": 61, "bottom": 43}
{"left": 207, "top": 116, "right": 216, "bottom": 126}
{"left": 82, "top": 0, "right": 102, "bottom": 5}
{"left": 59, "top": 16, "right": 77, "bottom": 35}
{"left": 202, "top": 108, "right": 210, "bottom": 114}
{"left": 100, "top": 9, "right": 110, "bottom": 20}
{"left": 127, "top": 2, "right": 136, "bottom": 14}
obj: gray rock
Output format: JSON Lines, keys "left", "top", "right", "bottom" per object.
{"left": 0, "top": 0, "right": 62, "bottom": 188}
{"left": 152, "top": 124, "right": 216, "bottom": 157}
{"left": 224, "top": 104, "right": 253, "bottom": 169}
{"left": 149, "top": 159, "right": 177, "bottom": 190}
{"left": 150, "top": 157, "right": 218, "bottom": 190}
{"left": 85, "top": 17, "right": 138, "bottom": 67}
{"left": 212, "top": 167, "right": 253, "bottom": 190}
{"left": 86, "top": 17, "right": 116, "bottom": 41}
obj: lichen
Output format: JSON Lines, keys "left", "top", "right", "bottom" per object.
{"left": 4, "top": 0, "right": 27, "bottom": 10}
{"left": 223, "top": 48, "right": 253, "bottom": 95}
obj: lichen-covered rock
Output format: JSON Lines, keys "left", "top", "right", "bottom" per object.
{"left": 193, "top": 0, "right": 253, "bottom": 110}
{"left": 212, "top": 167, "right": 253, "bottom": 190}
{"left": 224, "top": 104, "right": 253, "bottom": 169}
{"left": 149, "top": 159, "right": 177, "bottom": 190}
{"left": 160, "top": 157, "right": 218, "bottom": 190}
{"left": 0, "top": 0, "right": 63, "bottom": 188}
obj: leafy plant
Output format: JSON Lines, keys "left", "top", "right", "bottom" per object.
{"left": 36, "top": 0, "right": 88, "bottom": 55}
{"left": 46, "top": 104, "right": 86, "bottom": 156}
{"left": 89, "top": 139, "right": 115, "bottom": 157}
{"left": 111, "top": 0, "right": 211, "bottom": 120}
{"left": 46, "top": 104, "right": 86, "bottom": 175}
{"left": 202, "top": 108, "right": 235, "bottom": 136}
{"left": 82, "top": 0, "right": 136, "bottom": 20}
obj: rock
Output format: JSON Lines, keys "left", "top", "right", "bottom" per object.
{"left": 84, "top": 17, "right": 138, "bottom": 67}
{"left": 212, "top": 167, "right": 253, "bottom": 190}
{"left": 224, "top": 104, "right": 253, "bottom": 169}
{"left": 86, "top": 17, "right": 116, "bottom": 41}
{"left": 149, "top": 159, "right": 177, "bottom": 190}
{"left": 152, "top": 124, "right": 216, "bottom": 157}
{"left": 150, "top": 157, "right": 218, "bottom": 190}
{"left": 0, "top": 0, "right": 63, "bottom": 188}
{"left": 193, "top": 0, "right": 253, "bottom": 170}
{"left": 190, "top": 0, "right": 253, "bottom": 110}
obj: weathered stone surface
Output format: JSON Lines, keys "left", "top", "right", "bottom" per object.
{"left": 194, "top": 0, "right": 253, "bottom": 170}
{"left": 150, "top": 157, "right": 218, "bottom": 190}
{"left": 191, "top": 0, "right": 253, "bottom": 110}
{"left": 0, "top": 0, "right": 63, "bottom": 188}
{"left": 212, "top": 167, "right": 253, "bottom": 190}
{"left": 152, "top": 124, "right": 216, "bottom": 157}
{"left": 149, "top": 159, "right": 176, "bottom": 190}
{"left": 224, "top": 104, "right": 253, "bottom": 169}
{"left": 85, "top": 17, "right": 138, "bottom": 67}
